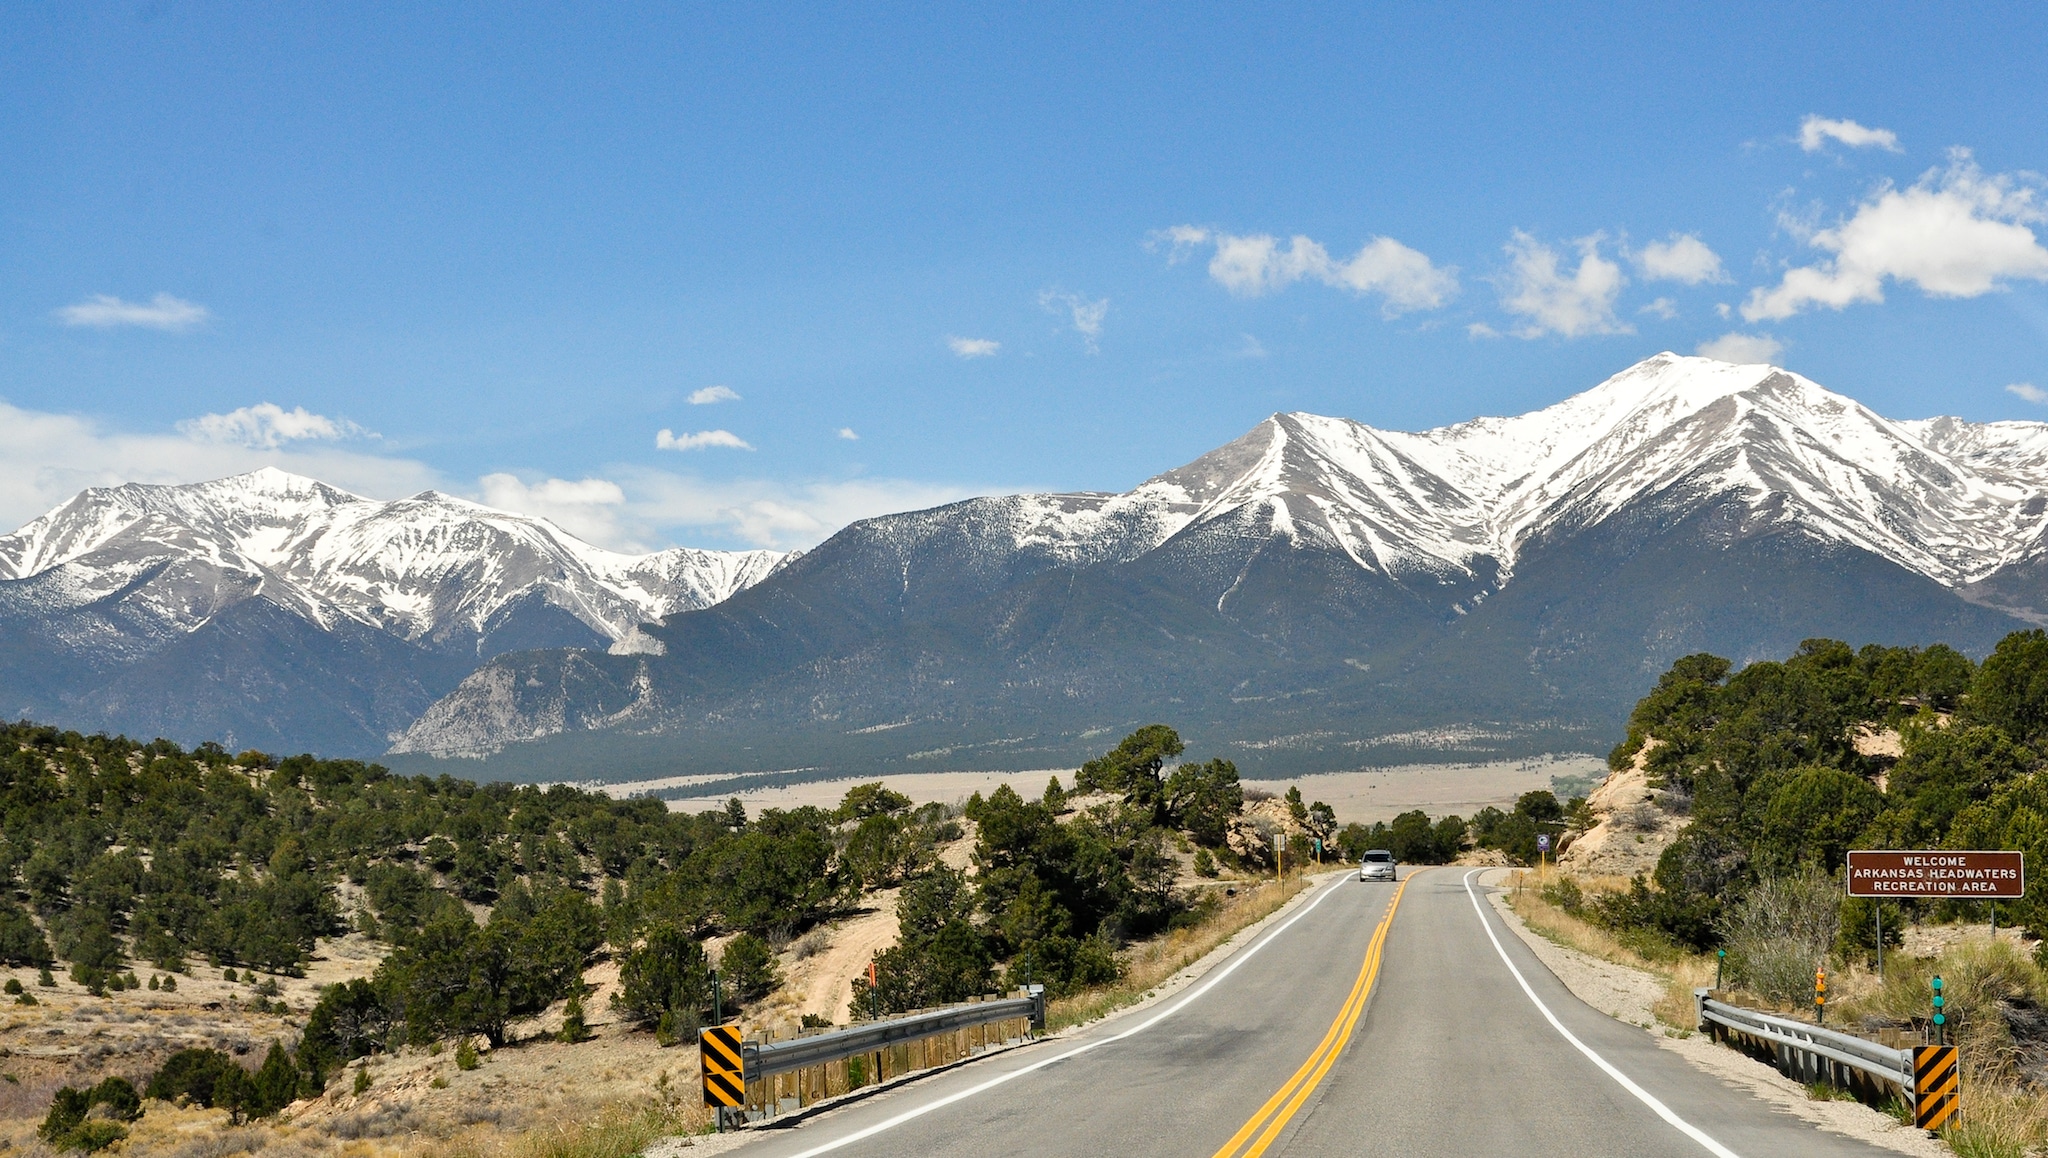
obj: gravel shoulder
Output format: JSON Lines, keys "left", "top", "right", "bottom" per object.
{"left": 1479, "top": 869, "right": 1946, "bottom": 1158}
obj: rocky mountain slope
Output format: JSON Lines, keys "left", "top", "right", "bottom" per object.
{"left": 390, "top": 354, "right": 2048, "bottom": 780}
{"left": 0, "top": 468, "right": 787, "bottom": 754}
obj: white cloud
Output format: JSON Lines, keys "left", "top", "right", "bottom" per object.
{"left": 480, "top": 468, "right": 977, "bottom": 552}
{"left": 2008, "top": 383, "right": 2048, "bottom": 405}
{"left": 1466, "top": 322, "right": 1501, "bottom": 339}
{"left": 1744, "top": 152, "right": 2048, "bottom": 321}
{"left": 688, "top": 385, "right": 741, "bottom": 405}
{"left": 837, "top": 427, "right": 860, "bottom": 440}
{"left": 0, "top": 400, "right": 441, "bottom": 537}
{"left": 1635, "top": 234, "right": 1726, "bottom": 284}
{"left": 656, "top": 429, "right": 754, "bottom": 451}
{"left": 1798, "top": 115, "right": 1902, "bottom": 154}
{"left": 176, "top": 403, "right": 371, "bottom": 449}
{"left": 1696, "top": 332, "right": 1786, "bottom": 364}
{"left": 0, "top": 401, "right": 979, "bottom": 555}
{"left": 1715, "top": 302, "right": 1733, "bottom": 319}
{"left": 947, "top": 336, "right": 1001, "bottom": 358}
{"left": 1155, "top": 225, "right": 1456, "bottom": 316}
{"left": 477, "top": 473, "right": 635, "bottom": 549}
{"left": 1155, "top": 224, "right": 1211, "bottom": 252}
{"left": 1038, "top": 290, "right": 1109, "bottom": 353}
{"left": 607, "top": 467, "right": 978, "bottom": 550}
{"left": 55, "top": 293, "right": 211, "bottom": 332}
{"left": 1237, "top": 334, "right": 1267, "bottom": 359}
{"left": 1494, "top": 231, "right": 1630, "bottom": 339}
{"left": 1639, "top": 297, "right": 1679, "bottom": 320}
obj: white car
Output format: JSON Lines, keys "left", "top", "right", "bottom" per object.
{"left": 1359, "top": 849, "right": 1396, "bottom": 882}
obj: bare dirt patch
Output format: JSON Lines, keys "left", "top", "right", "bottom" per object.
{"left": 1244, "top": 755, "right": 1605, "bottom": 826}
{"left": 632, "top": 757, "right": 1604, "bottom": 825}
{"left": 658, "top": 770, "right": 1065, "bottom": 815}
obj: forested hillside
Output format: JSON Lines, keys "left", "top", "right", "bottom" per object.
{"left": 1566, "top": 630, "right": 2048, "bottom": 962}
{"left": 0, "top": 719, "right": 1336, "bottom": 1140}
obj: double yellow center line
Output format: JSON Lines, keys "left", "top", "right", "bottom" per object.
{"left": 1209, "top": 873, "right": 1414, "bottom": 1158}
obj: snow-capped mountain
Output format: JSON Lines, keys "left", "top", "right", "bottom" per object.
{"left": 0, "top": 467, "right": 786, "bottom": 644}
{"left": 0, "top": 468, "right": 787, "bottom": 754}
{"left": 390, "top": 354, "right": 2048, "bottom": 779}
{"left": 16, "top": 354, "right": 2048, "bottom": 773}
{"left": 966, "top": 353, "right": 2048, "bottom": 592}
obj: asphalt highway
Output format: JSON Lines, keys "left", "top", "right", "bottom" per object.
{"left": 726, "top": 869, "right": 1904, "bottom": 1157}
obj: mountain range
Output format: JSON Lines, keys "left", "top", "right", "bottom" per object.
{"left": 381, "top": 353, "right": 2048, "bottom": 779}
{"left": 0, "top": 468, "right": 787, "bottom": 754}
{"left": 8, "top": 353, "right": 2048, "bottom": 777}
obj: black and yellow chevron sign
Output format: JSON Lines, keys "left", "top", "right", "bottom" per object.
{"left": 1915, "top": 1044, "right": 1959, "bottom": 1131}
{"left": 701, "top": 1024, "right": 746, "bottom": 1108}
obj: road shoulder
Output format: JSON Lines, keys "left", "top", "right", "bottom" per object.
{"left": 1478, "top": 870, "right": 1945, "bottom": 1158}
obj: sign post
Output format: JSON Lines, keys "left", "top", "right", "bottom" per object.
{"left": 1536, "top": 833, "right": 1551, "bottom": 875}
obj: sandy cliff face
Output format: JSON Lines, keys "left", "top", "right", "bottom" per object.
{"left": 1558, "top": 741, "right": 1687, "bottom": 878}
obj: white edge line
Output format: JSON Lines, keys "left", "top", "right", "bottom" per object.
{"left": 1462, "top": 869, "right": 1742, "bottom": 1158}
{"left": 782, "top": 874, "right": 1360, "bottom": 1158}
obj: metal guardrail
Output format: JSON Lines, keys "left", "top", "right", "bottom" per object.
{"left": 744, "top": 989, "right": 1045, "bottom": 1081}
{"left": 1695, "top": 989, "right": 1914, "bottom": 1093}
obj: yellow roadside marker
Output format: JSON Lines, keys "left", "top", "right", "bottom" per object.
{"left": 1915, "top": 1045, "right": 1959, "bottom": 1131}
{"left": 1209, "top": 872, "right": 1415, "bottom": 1158}
{"left": 701, "top": 1023, "right": 746, "bottom": 1108}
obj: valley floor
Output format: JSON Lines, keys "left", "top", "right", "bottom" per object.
{"left": 636, "top": 754, "right": 1605, "bottom": 825}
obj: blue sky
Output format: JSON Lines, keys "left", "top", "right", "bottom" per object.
{"left": 3, "top": 3, "right": 2046, "bottom": 551}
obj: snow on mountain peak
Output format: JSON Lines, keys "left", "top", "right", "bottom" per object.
{"left": 1129, "top": 354, "right": 2048, "bottom": 590}
{"left": 0, "top": 469, "right": 791, "bottom": 646}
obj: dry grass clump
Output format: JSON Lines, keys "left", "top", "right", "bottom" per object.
{"left": 1718, "top": 867, "right": 1839, "bottom": 1004}
{"left": 490, "top": 1101, "right": 700, "bottom": 1158}
{"left": 1045, "top": 873, "right": 1309, "bottom": 1032}
{"left": 1502, "top": 870, "right": 1714, "bottom": 1031}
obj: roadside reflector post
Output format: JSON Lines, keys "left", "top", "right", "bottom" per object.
{"left": 1932, "top": 975, "right": 1946, "bottom": 1046}
{"left": 1815, "top": 967, "right": 1826, "bottom": 1026}
{"left": 1715, "top": 948, "right": 1725, "bottom": 990}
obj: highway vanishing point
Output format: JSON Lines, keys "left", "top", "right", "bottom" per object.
{"left": 722, "top": 868, "right": 1910, "bottom": 1158}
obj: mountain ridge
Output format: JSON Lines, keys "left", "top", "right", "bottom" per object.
{"left": 10, "top": 353, "right": 2048, "bottom": 772}
{"left": 387, "top": 353, "right": 2048, "bottom": 778}
{"left": 0, "top": 467, "right": 789, "bottom": 753}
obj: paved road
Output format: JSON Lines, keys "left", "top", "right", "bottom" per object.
{"left": 726, "top": 869, "right": 1902, "bottom": 1157}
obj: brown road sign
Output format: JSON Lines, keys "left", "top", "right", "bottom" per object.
{"left": 701, "top": 1023, "right": 746, "bottom": 1108}
{"left": 1915, "top": 1045, "right": 1959, "bottom": 1131}
{"left": 1846, "top": 850, "right": 2023, "bottom": 899}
